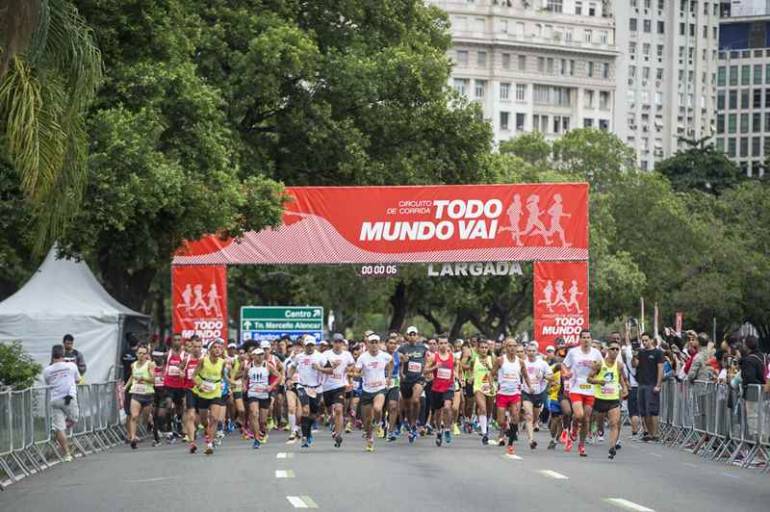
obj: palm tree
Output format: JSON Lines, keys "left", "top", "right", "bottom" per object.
{"left": 0, "top": 0, "right": 102, "bottom": 250}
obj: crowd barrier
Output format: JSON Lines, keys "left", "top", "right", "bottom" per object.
{"left": 0, "top": 381, "right": 142, "bottom": 490}
{"left": 659, "top": 379, "right": 770, "bottom": 472}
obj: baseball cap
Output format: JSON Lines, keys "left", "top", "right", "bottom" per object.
{"left": 211, "top": 338, "right": 225, "bottom": 346}
{"left": 406, "top": 326, "right": 418, "bottom": 335}
{"left": 252, "top": 348, "right": 265, "bottom": 355}
{"left": 545, "top": 345, "right": 556, "bottom": 353}
{"left": 367, "top": 333, "right": 381, "bottom": 342}
{"left": 319, "top": 339, "right": 329, "bottom": 346}
{"left": 364, "top": 330, "right": 375, "bottom": 337}
{"left": 227, "top": 343, "right": 236, "bottom": 349}
{"left": 304, "top": 335, "right": 317, "bottom": 345}
{"left": 260, "top": 340, "right": 271, "bottom": 349}
{"left": 333, "top": 333, "right": 345, "bottom": 342}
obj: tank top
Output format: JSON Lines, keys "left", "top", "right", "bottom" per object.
{"left": 230, "top": 356, "right": 243, "bottom": 392}
{"left": 594, "top": 359, "right": 621, "bottom": 401}
{"left": 194, "top": 356, "right": 224, "bottom": 399}
{"left": 163, "top": 350, "right": 186, "bottom": 388}
{"left": 497, "top": 354, "right": 522, "bottom": 396}
{"left": 389, "top": 351, "right": 400, "bottom": 389}
{"left": 183, "top": 355, "right": 200, "bottom": 389}
{"left": 472, "top": 354, "right": 495, "bottom": 395}
{"left": 267, "top": 354, "right": 280, "bottom": 386}
{"left": 247, "top": 363, "right": 270, "bottom": 399}
{"left": 154, "top": 365, "right": 165, "bottom": 388}
{"left": 130, "top": 361, "right": 154, "bottom": 395}
{"left": 432, "top": 352, "right": 454, "bottom": 393}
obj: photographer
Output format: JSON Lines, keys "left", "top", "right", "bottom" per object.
{"left": 43, "top": 344, "right": 81, "bottom": 462}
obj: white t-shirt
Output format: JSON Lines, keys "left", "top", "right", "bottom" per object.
{"left": 621, "top": 346, "right": 638, "bottom": 387}
{"left": 322, "top": 350, "right": 355, "bottom": 391}
{"left": 43, "top": 361, "right": 80, "bottom": 401}
{"left": 563, "top": 346, "right": 604, "bottom": 396}
{"left": 246, "top": 363, "right": 270, "bottom": 399}
{"left": 291, "top": 351, "right": 326, "bottom": 388}
{"left": 355, "top": 351, "right": 392, "bottom": 393}
{"left": 497, "top": 354, "right": 523, "bottom": 396}
{"left": 523, "top": 358, "right": 553, "bottom": 395}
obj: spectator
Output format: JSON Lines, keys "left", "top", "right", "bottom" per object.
{"left": 739, "top": 336, "right": 767, "bottom": 390}
{"left": 687, "top": 333, "right": 714, "bottom": 383}
{"left": 632, "top": 332, "right": 665, "bottom": 442}
{"left": 682, "top": 330, "right": 699, "bottom": 373}
{"left": 42, "top": 344, "right": 81, "bottom": 462}
{"left": 62, "top": 334, "right": 87, "bottom": 376}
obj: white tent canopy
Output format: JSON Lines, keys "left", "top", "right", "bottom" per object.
{"left": 0, "top": 247, "right": 148, "bottom": 383}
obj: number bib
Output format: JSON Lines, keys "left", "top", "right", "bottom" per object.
{"left": 199, "top": 380, "right": 216, "bottom": 393}
{"left": 167, "top": 366, "right": 181, "bottom": 376}
{"left": 408, "top": 361, "right": 422, "bottom": 373}
{"left": 132, "top": 383, "right": 148, "bottom": 394}
{"left": 437, "top": 367, "right": 452, "bottom": 380}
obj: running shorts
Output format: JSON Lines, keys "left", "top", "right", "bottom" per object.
{"left": 297, "top": 387, "right": 321, "bottom": 414}
{"left": 399, "top": 379, "right": 424, "bottom": 399}
{"left": 464, "top": 381, "right": 474, "bottom": 398}
{"left": 131, "top": 393, "right": 154, "bottom": 407}
{"left": 385, "top": 387, "right": 400, "bottom": 403}
{"left": 247, "top": 397, "right": 271, "bottom": 410}
{"left": 361, "top": 389, "right": 386, "bottom": 406}
{"left": 594, "top": 398, "right": 621, "bottom": 414}
{"left": 195, "top": 396, "right": 224, "bottom": 411}
{"left": 185, "top": 389, "right": 197, "bottom": 410}
{"left": 522, "top": 391, "right": 547, "bottom": 408}
{"left": 569, "top": 393, "right": 596, "bottom": 408}
{"left": 153, "top": 388, "right": 168, "bottom": 408}
{"left": 430, "top": 390, "right": 454, "bottom": 411}
{"left": 548, "top": 400, "right": 562, "bottom": 415}
{"left": 231, "top": 391, "right": 243, "bottom": 401}
{"left": 637, "top": 385, "right": 660, "bottom": 417}
{"left": 323, "top": 387, "right": 346, "bottom": 406}
{"left": 496, "top": 394, "right": 521, "bottom": 409}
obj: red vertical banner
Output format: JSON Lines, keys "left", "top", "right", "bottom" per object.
{"left": 172, "top": 265, "right": 227, "bottom": 342}
{"left": 533, "top": 261, "right": 589, "bottom": 346}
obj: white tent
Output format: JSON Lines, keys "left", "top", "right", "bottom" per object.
{"left": 0, "top": 247, "right": 149, "bottom": 383}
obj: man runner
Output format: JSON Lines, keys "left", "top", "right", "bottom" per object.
{"left": 163, "top": 334, "right": 187, "bottom": 441}
{"left": 464, "top": 338, "right": 496, "bottom": 445}
{"left": 423, "top": 335, "right": 455, "bottom": 447}
{"left": 522, "top": 341, "right": 553, "bottom": 449}
{"left": 321, "top": 334, "right": 355, "bottom": 447}
{"left": 562, "top": 329, "right": 604, "bottom": 457}
{"left": 398, "top": 326, "right": 428, "bottom": 443}
{"left": 354, "top": 334, "right": 393, "bottom": 452}
{"left": 493, "top": 338, "right": 531, "bottom": 455}
{"left": 385, "top": 335, "right": 401, "bottom": 442}
{"left": 191, "top": 339, "right": 227, "bottom": 455}
{"left": 287, "top": 336, "right": 326, "bottom": 448}
{"left": 245, "top": 348, "right": 280, "bottom": 448}
{"left": 588, "top": 339, "right": 629, "bottom": 459}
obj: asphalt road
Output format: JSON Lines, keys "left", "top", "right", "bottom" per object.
{"left": 1, "top": 428, "right": 768, "bottom": 512}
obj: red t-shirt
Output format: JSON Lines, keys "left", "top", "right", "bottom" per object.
{"left": 432, "top": 352, "right": 454, "bottom": 393}
{"left": 183, "top": 356, "right": 200, "bottom": 389}
{"left": 163, "top": 350, "right": 186, "bottom": 389}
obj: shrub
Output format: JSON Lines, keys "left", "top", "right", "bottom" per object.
{"left": 0, "top": 341, "right": 42, "bottom": 388}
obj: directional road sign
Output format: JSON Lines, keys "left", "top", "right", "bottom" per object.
{"left": 240, "top": 306, "right": 324, "bottom": 343}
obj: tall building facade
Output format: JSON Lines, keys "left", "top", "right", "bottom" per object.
{"left": 621, "top": 0, "right": 719, "bottom": 170}
{"left": 715, "top": 0, "right": 770, "bottom": 177}
{"left": 428, "top": 0, "right": 626, "bottom": 146}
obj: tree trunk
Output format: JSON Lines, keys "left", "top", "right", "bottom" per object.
{"left": 418, "top": 308, "right": 444, "bottom": 334}
{"left": 388, "top": 280, "right": 408, "bottom": 333}
{"left": 97, "top": 251, "right": 158, "bottom": 313}
{"left": 449, "top": 311, "right": 468, "bottom": 340}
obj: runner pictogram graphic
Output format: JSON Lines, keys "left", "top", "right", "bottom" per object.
{"left": 499, "top": 194, "right": 524, "bottom": 246}
{"left": 566, "top": 279, "right": 583, "bottom": 313}
{"left": 502, "top": 194, "right": 574, "bottom": 247}
{"left": 538, "top": 277, "right": 584, "bottom": 314}
{"left": 547, "top": 193, "right": 572, "bottom": 247}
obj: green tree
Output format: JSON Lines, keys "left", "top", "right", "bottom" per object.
{"left": 0, "top": 0, "right": 102, "bottom": 249}
{"left": 655, "top": 138, "right": 744, "bottom": 195}
{"left": 0, "top": 341, "right": 42, "bottom": 388}
{"left": 499, "top": 132, "right": 550, "bottom": 166}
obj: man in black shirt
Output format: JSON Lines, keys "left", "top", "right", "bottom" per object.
{"left": 62, "top": 334, "right": 87, "bottom": 376}
{"left": 632, "top": 333, "right": 664, "bottom": 441}
{"left": 740, "top": 336, "right": 767, "bottom": 437}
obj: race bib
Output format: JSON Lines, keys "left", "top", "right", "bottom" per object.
{"left": 167, "top": 366, "right": 181, "bottom": 376}
{"left": 579, "top": 383, "right": 592, "bottom": 390}
{"left": 154, "top": 375, "right": 164, "bottom": 386}
{"left": 501, "top": 372, "right": 516, "bottom": 381}
{"left": 199, "top": 380, "right": 216, "bottom": 393}
{"left": 601, "top": 385, "right": 618, "bottom": 396}
{"left": 481, "top": 383, "right": 491, "bottom": 394}
{"left": 186, "top": 367, "right": 196, "bottom": 380}
{"left": 368, "top": 381, "right": 384, "bottom": 389}
{"left": 132, "top": 383, "right": 148, "bottom": 394}
{"left": 408, "top": 361, "right": 422, "bottom": 373}
{"left": 437, "top": 368, "right": 452, "bottom": 380}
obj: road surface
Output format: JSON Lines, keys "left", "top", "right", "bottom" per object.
{"left": 1, "top": 429, "right": 767, "bottom": 512}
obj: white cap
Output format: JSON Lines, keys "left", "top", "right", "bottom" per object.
{"left": 227, "top": 343, "right": 237, "bottom": 349}
{"left": 367, "top": 333, "right": 381, "bottom": 342}
{"left": 528, "top": 341, "right": 539, "bottom": 350}
{"left": 304, "top": 335, "right": 317, "bottom": 345}
{"left": 545, "top": 345, "right": 556, "bottom": 352}
{"left": 260, "top": 340, "right": 271, "bottom": 349}
{"left": 252, "top": 348, "right": 265, "bottom": 355}
{"left": 406, "top": 326, "right": 418, "bottom": 335}
{"left": 319, "top": 339, "right": 329, "bottom": 346}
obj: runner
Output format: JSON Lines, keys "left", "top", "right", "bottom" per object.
{"left": 461, "top": 340, "right": 476, "bottom": 433}
{"left": 450, "top": 340, "right": 466, "bottom": 437}
{"left": 397, "top": 326, "right": 428, "bottom": 443}
{"left": 321, "top": 333, "right": 355, "bottom": 447}
{"left": 385, "top": 335, "right": 401, "bottom": 442}
{"left": 353, "top": 333, "right": 393, "bottom": 452}
{"left": 347, "top": 342, "right": 364, "bottom": 432}
{"left": 263, "top": 340, "right": 285, "bottom": 432}
{"left": 287, "top": 335, "right": 326, "bottom": 448}
{"left": 181, "top": 337, "right": 202, "bottom": 452}
{"left": 588, "top": 339, "right": 629, "bottom": 459}
{"left": 226, "top": 343, "right": 246, "bottom": 435}
{"left": 192, "top": 338, "right": 228, "bottom": 455}
{"left": 522, "top": 341, "right": 553, "bottom": 449}
{"left": 562, "top": 329, "right": 604, "bottom": 457}
{"left": 493, "top": 338, "right": 531, "bottom": 455}
{"left": 126, "top": 345, "right": 156, "bottom": 449}
{"left": 423, "top": 335, "right": 455, "bottom": 447}
{"left": 151, "top": 348, "right": 169, "bottom": 446}
{"left": 545, "top": 352, "right": 564, "bottom": 449}
{"left": 245, "top": 348, "right": 280, "bottom": 448}
{"left": 464, "top": 338, "right": 496, "bottom": 445}
{"left": 284, "top": 339, "right": 303, "bottom": 441}
{"left": 163, "top": 334, "right": 187, "bottom": 441}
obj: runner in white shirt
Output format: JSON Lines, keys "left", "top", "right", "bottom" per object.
{"left": 353, "top": 333, "right": 393, "bottom": 452}
{"left": 286, "top": 335, "right": 326, "bottom": 448}
{"left": 320, "top": 334, "right": 355, "bottom": 447}
{"left": 492, "top": 338, "right": 531, "bottom": 455}
{"left": 521, "top": 341, "right": 553, "bottom": 450}
{"left": 562, "top": 329, "right": 604, "bottom": 457}
{"left": 244, "top": 348, "right": 280, "bottom": 449}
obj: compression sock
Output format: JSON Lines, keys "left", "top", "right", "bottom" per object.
{"left": 479, "top": 415, "right": 488, "bottom": 435}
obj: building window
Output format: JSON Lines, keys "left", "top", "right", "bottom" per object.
{"left": 603, "top": 63, "right": 610, "bottom": 79}
{"left": 729, "top": 90, "right": 737, "bottom": 109}
{"left": 474, "top": 79, "right": 486, "bottom": 98}
{"left": 575, "top": 1, "right": 583, "bottom": 15}
{"left": 643, "top": 20, "right": 651, "bottom": 33}
{"left": 728, "top": 114, "right": 736, "bottom": 134}
{"left": 516, "top": 113, "right": 526, "bottom": 131}
{"left": 515, "top": 83, "right": 526, "bottom": 101}
{"left": 500, "top": 111, "right": 510, "bottom": 131}
{"left": 502, "top": 53, "right": 511, "bottom": 69}
{"left": 453, "top": 78, "right": 469, "bottom": 96}
{"left": 547, "top": 58, "right": 554, "bottom": 73}
{"left": 717, "top": 66, "right": 726, "bottom": 87}
{"left": 717, "top": 91, "right": 725, "bottom": 110}
{"left": 741, "top": 90, "right": 749, "bottom": 109}
{"left": 755, "top": 64, "right": 763, "bottom": 85}
{"left": 599, "top": 119, "right": 609, "bottom": 130}
{"left": 741, "top": 65, "right": 751, "bottom": 85}
{"left": 716, "top": 114, "right": 725, "bottom": 134}
{"left": 588, "top": 61, "right": 594, "bottom": 77}
{"left": 753, "top": 112, "right": 762, "bottom": 133}
{"left": 740, "top": 137, "right": 749, "bottom": 157}
{"left": 729, "top": 65, "right": 738, "bottom": 86}
{"left": 500, "top": 82, "right": 511, "bottom": 100}
{"left": 537, "top": 57, "right": 545, "bottom": 72}
{"left": 657, "top": 21, "right": 664, "bottom": 34}
{"left": 477, "top": 51, "right": 487, "bottom": 66}
{"left": 584, "top": 29, "right": 592, "bottom": 43}
{"left": 728, "top": 137, "right": 736, "bottom": 157}
{"left": 584, "top": 118, "right": 593, "bottom": 128}
{"left": 740, "top": 113, "right": 750, "bottom": 133}
{"left": 630, "top": 18, "right": 638, "bottom": 31}
{"left": 518, "top": 55, "right": 527, "bottom": 71}
{"left": 546, "top": 0, "right": 563, "bottom": 13}
{"left": 584, "top": 90, "right": 594, "bottom": 108}
{"left": 754, "top": 89, "right": 762, "bottom": 109}
{"left": 599, "top": 91, "right": 610, "bottom": 110}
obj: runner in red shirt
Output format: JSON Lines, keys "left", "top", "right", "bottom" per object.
{"left": 163, "top": 334, "right": 187, "bottom": 440}
{"left": 181, "top": 337, "right": 202, "bottom": 453}
{"left": 424, "top": 335, "right": 455, "bottom": 447}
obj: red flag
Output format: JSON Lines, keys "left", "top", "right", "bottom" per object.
{"left": 172, "top": 265, "right": 228, "bottom": 342}
{"left": 533, "top": 261, "right": 589, "bottom": 346}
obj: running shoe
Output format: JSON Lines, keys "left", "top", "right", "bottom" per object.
{"left": 482, "top": 434, "right": 489, "bottom": 446}
{"left": 578, "top": 443, "right": 587, "bottom": 457}
{"left": 560, "top": 429, "right": 568, "bottom": 444}
{"left": 444, "top": 430, "right": 451, "bottom": 445}
{"left": 435, "top": 432, "right": 443, "bottom": 447}
{"left": 204, "top": 443, "right": 214, "bottom": 455}
{"left": 498, "top": 437, "right": 506, "bottom": 447}
{"left": 387, "top": 433, "right": 397, "bottom": 443}
{"left": 529, "top": 440, "right": 537, "bottom": 450}
{"left": 282, "top": 423, "right": 290, "bottom": 432}
{"left": 307, "top": 434, "right": 314, "bottom": 446}
{"left": 262, "top": 433, "right": 269, "bottom": 444}
{"left": 506, "top": 445, "right": 515, "bottom": 456}
{"left": 189, "top": 442, "right": 197, "bottom": 454}
{"left": 345, "top": 421, "right": 353, "bottom": 433}
{"left": 408, "top": 430, "right": 416, "bottom": 444}
{"left": 334, "top": 434, "right": 343, "bottom": 448}
{"left": 301, "top": 438, "right": 310, "bottom": 448}
{"left": 452, "top": 423, "right": 461, "bottom": 436}
{"left": 597, "top": 433, "right": 605, "bottom": 443}
{"left": 608, "top": 447, "right": 616, "bottom": 460}
{"left": 252, "top": 439, "right": 261, "bottom": 449}
{"left": 615, "top": 443, "right": 622, "bottom": 450}
{"left": 241, "top": 431, "right": 252, "bottom": 440}
{"left": 63, "top": 453, "right": 73, "bottom": 462}
{"left": 564, "top": 437, "right": 573, "bottom": 452}
{"left": 366, "top": 438, "right": 374, "bottom": 452}
{"left": 288, "top": 432, "right": 298, "bottom": 442}
{"left": 376, "top": 425, "right": 385, "bottom": 439}
{"left": 130, "top": 440, "right": 137, "bottom": 450}
{"left": 267, "top": 418, "right": 275, "bottom": 431}
{"left": 426, "top": 424, "right": 434, "bottom": 435}
{"left": 547, "top": 439, "right": 557, "bottom": 450}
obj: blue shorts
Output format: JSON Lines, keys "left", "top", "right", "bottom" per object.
{"left": 548, "top": 400, "right": 562, "bottom": 415}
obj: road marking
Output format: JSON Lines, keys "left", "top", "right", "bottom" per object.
{"left": 605, "top": 498, "right": 655, "bottom": 512}
{"left": 277, "top": 452, "right": 294, "bottom": 459}
{"left": 503, "top": 453, "right": 523, "bottom": 460}
{"left": 538, "top": 469, "right": 568, "bottom": 480}
{"left": 286, "top": 496, "right": 318, "bottom": 509}
{"left": 647, "top": 452, "right": 662, "bottom": 458}
{"left": 275, "top": 470, "right": 295, "bottom": 478}
{"left": 720, "top": 472, "right": 739, "bottom": 479}
{"left": 683, "top": 462, "right": 697, "bottom": 468}
{"left": 126, "top": 477, "right": 175, "bottom": 483}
